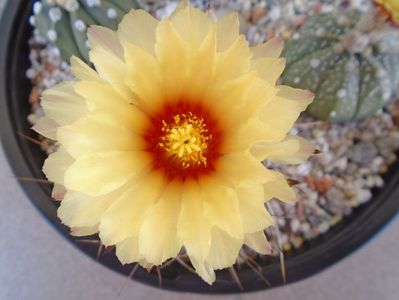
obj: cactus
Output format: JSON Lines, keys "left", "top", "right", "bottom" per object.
{"left": 31, "top": 0, "right": 141, "bottom": 63}
{"left": 282, "top": 10, "right": 399, "bottom": 122}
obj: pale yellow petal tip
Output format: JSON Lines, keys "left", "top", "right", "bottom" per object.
{"left": 190, "top": 258, "right": 216, "bottom": 285}
{"left": 277, "top": 85, "right": 315, "bottom": 104}
{"left": 139, "top": 260, "right": 154, "bottom": 271}
{"left": 266, "top": 37, "right": 284, "bottom": 55}
{"left": 32, "top": 117, "right": 58, "bottom": 140}
{"left": 251, "top": 37, "right": 285, "bottom": 58}
{"left": 245, "top": 231, "right": 272, "bottom": 255}
{"left": 70, "top": 225, "right": 98, "bottom": 237}
{"left": 170, "top": 0, "right": 190, "bottom": 18}
{"left": 306, "top": 90, "right": 315, "bottom": 101}
{"left": 52, "top": 184, "right": 66, "bottom": 201}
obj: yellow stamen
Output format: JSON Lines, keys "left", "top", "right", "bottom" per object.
{"left": 159, "top": 112, "right": 211, "bottom": 168}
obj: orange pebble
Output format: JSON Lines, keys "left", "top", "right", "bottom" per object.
{"left": 29, "top": 88, "right": 39, "bottom": 104}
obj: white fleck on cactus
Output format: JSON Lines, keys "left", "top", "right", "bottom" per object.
{"left": 31, "top": 0, "right": 141, "bottom": 63}
{"left": 282, "top": 10, "right": 399, "bottom": 122}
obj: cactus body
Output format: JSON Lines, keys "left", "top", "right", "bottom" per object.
{"left": 32, "top": 0, "right": 141, "bottom": 63}
{"left": 282, "top": 10, "right": 399, "bottom": 122}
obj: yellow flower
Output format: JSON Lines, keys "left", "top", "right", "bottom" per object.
{"left": 375, "top": 0, "right": 399, "bottom": 24}
{"left": 34, "top": 1, "right": 314, "bottom": 284}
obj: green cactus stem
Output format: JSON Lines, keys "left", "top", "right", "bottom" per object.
{"left": 282, "top": 10, "right": 399, "bottom": 122}
{"left": 32, "top": 0, "right": 141, "bottom": 63}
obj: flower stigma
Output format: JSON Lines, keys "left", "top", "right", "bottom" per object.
{"left": 159, "top": 112, "right": 211, "bottom": 169}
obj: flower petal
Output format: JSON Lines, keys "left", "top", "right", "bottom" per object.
{"left": 43, "top": 149, "right": 74, "bottom": 184}
{"left": 200, "top": 177, "right": 243, "bottom": 239}
{"left": 87, "top": 26, "right": 132, "bottom": 99}
{"left": 205, "top": 227, "right": 242, "bottom": 270}
{"left": 185, "top": 28, "right": 217, "bottom": 100}
{"left": 217, "top": 152, "right": 276, "bottom": 186}
{"left": 41, "top": 82, "right": 88, "bottom": 126}
{"left": 178, "top": 180, "right": 211, "bottom": 261}
{"left": 58, "top": 187, "right": 126, "bottom": 228}
{"left": 32, "top": 117, "right": 57, "bottom": 140}
{"left": 123, "top": 42, "right": 163, "bottom": 113}
{"left": 214, "top": 35, "right": 252, "bottom": 82}
{"left": 139, "top": 181, "right": 183, "bottom": 265}
{"left": 70, "top": 225, "right": 99, "bottom": 237}
{"left": 237, "top": 185, "right": 275, "bottom": 233}
{"left": 57, "top": 113, "right": 145, "bottom": 159}
{"left": 239, "top": 78, "right": 277, "bottom": 122}
{"left": 206, "top": 73, "right": 255, "bottom": 126}
{"left": 251, "top": 135, "right": 315, "bottom": 164}
{"left": 223, "top": 117, "right": 284, "bottom": 153}
{"left": 252, "top": 57, "right": 286, "bottom": 85}
{"left": 170, "top": 5, "right": 214, "bottom": 49}
{"left": 244, "top": 231, "right": 272, "bottom": 255}
{"left": 216, "top": 13, "right": 239, "bottom": 52}
{"left": 64, "top": 151, "right": 151, "bottom": 197}
{"left": 116, "top": 236, "right": 144, "bottom": 264}
{"left": 170, "top": 0, "right": 189, "bottom": 18}
{"left": 118, "top": 9, "right": 158, "bottom": 55}
{"left": 251, "top": 37, "right": 284, "bottom": 58}
{"left": 52, "top": 184, "right": 66, "bottom": 201}
{"left": 74, "top": 80, "right": 148, "bottom": 131}
{"left": 88, "top": 25, "right": 124, "bottom": 59}
{"left": 155, "top": 20, "right": 189, "bottom": 101}
{"left": 260, "top": 85, "right": 313, "bottom": 135}
{"left": 70, "top": 56, "right": 100, "bottom": 82}
{"left": 264, "top": 170, "right": 296, "bottom": 203}
{"left": 99, "top": 172, "right": 166, "bottom": 245}
{"left": 190, "top": 256, "right": 216, "bottom": 285}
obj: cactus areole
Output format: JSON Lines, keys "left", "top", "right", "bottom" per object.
{"left": 282, "top": 10, "right": 399, "bottom": 122}
{"left": 32, "top": 0, "right": 141, "bottom": 63}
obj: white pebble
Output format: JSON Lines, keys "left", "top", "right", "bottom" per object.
{"left": 334, "top": 157, "right": 348, "bottom": 171}
{"left": 49, "top": 46, "right": 61, "bottom": 57}
{"left": 319, "top": 222, "right": 330, "bottom": 234}
{"left": 291, "top": 219, "right": 300, "bottom": 232}
{"left": 371, "top": 156, "right": 384, "bottom": 172}
{"left": 26, "top": 68, "right": 37, "bottom": 79}
{"left": 358, "top": 189, "right": 372, "bottom": 204}
{"left": 296, "top": 163, "right": 312, "bottom": 176}
{"left": 269, "top": 7, "right": 281, "bottom": 21}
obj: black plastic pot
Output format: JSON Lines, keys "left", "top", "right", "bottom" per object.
{"left": 1, "top": 0, "right": 399, "bottom": 294}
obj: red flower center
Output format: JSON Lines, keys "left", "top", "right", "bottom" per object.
{"left": 143, "top": 100, "right": 224, "bottom": 181}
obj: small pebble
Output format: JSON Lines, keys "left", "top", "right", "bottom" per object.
{"left": 348, "top": 141, "right": 378, "bottom": 165}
